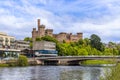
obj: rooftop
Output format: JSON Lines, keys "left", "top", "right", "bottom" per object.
{"left": 0, "top": 32, "right": 7, "bottom": 36}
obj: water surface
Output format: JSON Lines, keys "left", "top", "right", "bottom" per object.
{"left": 0, "top": 66, "right": 106, "bottom": 80}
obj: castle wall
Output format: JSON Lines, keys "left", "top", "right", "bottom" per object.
{"left": 55, "top": 32, "right": 67, "bottom": 42}
{"left": 32, "top": 19, "right": 83, "bottom": 42}
{"left": 70, "top": 35, "right": 79, "bottom": 42}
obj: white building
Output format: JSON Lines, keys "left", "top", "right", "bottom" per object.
{"left": 0, "top": 32, "right": 15, "bottom": 49}
{"left": 33, "top": 41, "right": 57, "bottom": 56}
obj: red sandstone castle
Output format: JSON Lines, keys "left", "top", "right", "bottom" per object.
{"left": 32, "top": 19, "right": 83, "bottom": 42}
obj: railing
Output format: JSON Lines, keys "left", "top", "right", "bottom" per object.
{"left": 35, "top": 56, "right": 120, "bottom": 60}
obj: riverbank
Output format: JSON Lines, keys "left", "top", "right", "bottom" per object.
{"left": 0, "top": 55, "right": 28, "bottom": 67}
{"left": 0, "top": 60, "right": 117, "bottom": 67}
{"left": 81, "top": 60, "right": 117, "bottom": 67}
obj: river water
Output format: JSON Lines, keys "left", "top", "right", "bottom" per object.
{"left": 0, "top": 66, "right": 107, "bottom": 80}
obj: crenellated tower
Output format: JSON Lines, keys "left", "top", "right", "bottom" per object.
{"left": 32, "top": 28, "right": 37, "bottom": 41}
{"left": 45, "top": 29, "right": 53, "bottom": 37}
{"left": 77, "top": 33, "right": 83, "bottom": 39}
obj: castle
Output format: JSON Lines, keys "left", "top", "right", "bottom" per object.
{"left": 32, "top": 19, "right": 83, "bottom": 42}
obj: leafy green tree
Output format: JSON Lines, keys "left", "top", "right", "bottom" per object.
{"left": 90, "top": 34, "right": 104, "bottom": 51}
{"left": 78, "top": 39, "right": 84, "bottom": 45}
{"left": 24, "top": 37, "right": 33, "bottom": 48}
{"left": 24, "top": 37, "right": 30, "bottom": 41}
{"left": 63, "top": 40, "right": 66, "bottom": 43}
{"left": 108, "top": 42, "right": 116, "bottom": 48}
{"left": 84, "top": 38, "right": 90, "bottom": 46}
{"left": 41, "top": 36, "right": 58, "bottom": 43}
{"left": 78, "top": 48, "right": 88, "bottom": 56}
{"left": 30, "top": 42, "right": 33, "bottom": 49}
{"left": 36, "top": 37, "right": 41, "bottom": 41}
{"left": 70, "top": 42, "right": 77, "bottom": 47}
{"left": 104, "top": 48, "right": 112, "bottom": 55}
{"left": 24, "top": 37, "right": 32, "bottom": 42}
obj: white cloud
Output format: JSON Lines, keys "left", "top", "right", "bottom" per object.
{"left": 0, "top": 0, "right": 120, "bottom": 42}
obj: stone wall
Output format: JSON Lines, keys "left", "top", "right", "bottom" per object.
{"left": 32, "top": 19, "right": 83, "bottom": 42}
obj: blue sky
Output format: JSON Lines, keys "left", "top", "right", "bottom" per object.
{"left": 0, "top": 0, "right": 120, "bottom": 43}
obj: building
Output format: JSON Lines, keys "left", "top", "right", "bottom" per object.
{"left": 0, "top": 32, "right": 20, "bottom": 59}
{"left": 0, "top": 32, "right": 31, "bottom": 59}
{"left": 14, "top": 40, "right": 30, "bottom": 51}
{"left": 0, "top": 32, "right": 15, "bottom": 49}
{"left": 33, "top": 41, "right": 57, "bottom": 56}
{"left": 0, "top": 32, "right": 30, "bottom": 51}
{"left": 32, "top": 19, "right": 83, "bottom": 42}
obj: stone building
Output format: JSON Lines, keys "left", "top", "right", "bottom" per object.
{"left": 32, "top": 19, "right": 83, "bottom": 42}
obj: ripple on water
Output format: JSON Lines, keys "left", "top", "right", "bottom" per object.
{"left": 0, "top": 66, "right": 107, "bottom": 80}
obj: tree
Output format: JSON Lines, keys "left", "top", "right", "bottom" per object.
{"left": 78, "top": 48, "right": 88, "bottom": 56}
{"left": 78, "top": 39, "right": 84, "bottom": 45}
{"left": 41, "top": 36, "right": 58, "bottom": 43}
{"left": 36, "top": 37, "right": 41, "bottom": 41}
{"left": 18, "top": 55, "right": 28, "bottom": 66}
{"left": 24, "top": 37, "right": 33, "bottom": 48}
{"left": 24, "top": 37, "right": 32, "bottom": 42}
{"left": 90, "top": 34, "right": 104, "bottom": 51}
{"left": 24, "top": 37, "right": 30, "bottom": 41}
{"left": 84, "top": 38, "right": 90, "bottom": 46}
{"left": 63, "top": 40, "right": 66, "bottom": 43}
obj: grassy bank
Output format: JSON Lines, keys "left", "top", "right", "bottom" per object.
{"left": 81, "top": 60, "right": 116, "bottom": 65}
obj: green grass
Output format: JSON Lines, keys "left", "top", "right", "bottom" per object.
{"left": 82, "top": 60, "right": 115, "bottom": 65}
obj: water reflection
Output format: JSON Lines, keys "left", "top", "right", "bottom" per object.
{"left": 0, "top": 66, "right": 105, "bottom": 80}
{"left": 60, "top": 67, "right": 102, "bottom": 80}
{"left": 60, "top": 70, "right": 83, "bottom": 80}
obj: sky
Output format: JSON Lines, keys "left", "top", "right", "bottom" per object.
{"left": 0, "top": 0, "right": 120, "bottom": 43}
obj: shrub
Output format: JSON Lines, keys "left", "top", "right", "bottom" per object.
{"left": 17, "top": 55, "right": 28, "bottom": 66}
{"left": 0, "top": 64, "right": 9, "bottom": 67}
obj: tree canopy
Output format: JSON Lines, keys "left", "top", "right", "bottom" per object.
{"left": 24, "top": 34, "right": 120, "bottom": 56}
{"left": 90, "top": 34, "right": 104, "bottom": 51}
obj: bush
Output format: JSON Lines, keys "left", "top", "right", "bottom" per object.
{"left": 17, "top": 55, "right": 28, "bottom": 66}
{"left": 0, "top": 64, "right": 9, "bottom": 67}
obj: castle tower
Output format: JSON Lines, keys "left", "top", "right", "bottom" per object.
{"left": 37, "top": 19, "right": 45, "bottom": 37}
{"left": 77, "top": 32, "right": 83, "bottom": 40}
{"left": 32, "top": 28, "right": 37, "bottom": 41}
{"left": 38, "top": 19, "right": 40, "bottom": 27}
{"left": 38, "top": 25, "right": 45, "bottom": 37}
{"left": 45, "top": 29, "right": 53, "bottom": 37}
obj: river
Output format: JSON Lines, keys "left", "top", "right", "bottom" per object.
{"left": 0, "top": 66, "right": 107, "bottom": 80}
